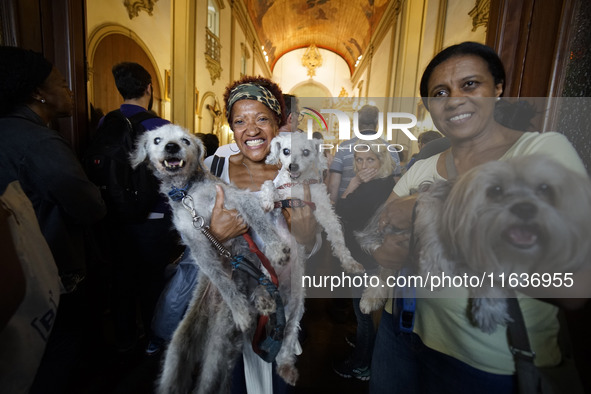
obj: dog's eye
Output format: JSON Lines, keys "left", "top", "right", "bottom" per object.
{"left": 536, "top": 183, "right": 555, "bottom": 203}
{"left": 283, "top": 148, "right": 291, "bottom": 156}
{"left": 154, "top": 137, "right": 162, "bottom": 145}
{"left": 181, "top": 138, "right": 190, "bottom": 146}
{"left": 486, "top": 185, "right": 503, "bottom": 199}
{"left": 302, "top": 149, "right": 310, "bottom": 157}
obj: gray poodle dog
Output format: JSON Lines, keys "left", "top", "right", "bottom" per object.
{"left": 130, "top": 124, "right": 290, "bottom": 394}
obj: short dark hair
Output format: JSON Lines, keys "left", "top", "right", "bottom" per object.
{"left": 283, "top": 94, "right": 298, "bottom": 117}
{"left": 358, "top": 105, "right": 380, "bottom": 130}
{"left": 419, "top": 42, "right": 506, "bottom": 109}
{"left": 417, "top": 130, "right": 443, "bottom": 146}
{"left": 0, "top": 46, "right": 53, "bottom": 114}
{"left": 112, "top": 62, "right": 152, "bottom": 100}
{"left": 223, "top": 75, "right": 285, "bottom": 127}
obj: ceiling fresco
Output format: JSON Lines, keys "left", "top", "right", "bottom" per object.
{"left": 242, "top": 0, "right": 391, "bottom": 73}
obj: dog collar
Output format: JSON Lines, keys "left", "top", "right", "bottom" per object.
{"left": 276, "top": 179, "right": 322, "bottom": 190}
{"left": 168, "top": 183, "right": 191, "bottom": 201}
{"left": 273, "top": 198, "right": 316, "bottom": 210}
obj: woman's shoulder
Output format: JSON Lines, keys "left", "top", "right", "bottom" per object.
{"left": 506, "top": 131, "right": 587, "bottom": 175}
{"left": 394, "top": 153, "right": 443, "bottom": 196}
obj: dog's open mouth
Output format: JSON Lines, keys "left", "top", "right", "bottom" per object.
{"left": 503, "top": 224, "right": 540, "bottom": 249}
{"left": 289, "top": 171, "right": 302, "bottom": 180}
{"left": 162, "top": 158, "right": 185, "bottom": 171}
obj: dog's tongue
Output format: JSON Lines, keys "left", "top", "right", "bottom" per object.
{"left": 505, "top": 226, "right": 538, "bottom": 248}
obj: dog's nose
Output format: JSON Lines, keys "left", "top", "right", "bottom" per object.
{"left": 289, "top": 163, "right": 299, "bottom": 172}
{"left": 510, "top": 202, "right": 537, "bottom": 221}
{"left": 165, "top": 143, "right": 180, "bottom": 154}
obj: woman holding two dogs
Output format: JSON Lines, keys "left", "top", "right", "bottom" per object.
{"left": 369, "top": 42, "right": 588, "bottom": 393}
{"left": 204, "top": 76, "right": 318, "bottom": 394}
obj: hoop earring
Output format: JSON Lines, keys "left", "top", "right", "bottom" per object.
{"left": 230, "top": 139, "right": 240, "bottom": 153}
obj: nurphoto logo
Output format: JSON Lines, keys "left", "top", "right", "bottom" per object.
{"left": 300, "top": 107, "right": 417, "bottom": 153}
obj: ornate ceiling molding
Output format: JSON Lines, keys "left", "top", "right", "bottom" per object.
{"left": 301, "top": 45, "right": 323, "bottom": 77}
{"left": 123, "top": 0, "right": 159, "bottom": 19}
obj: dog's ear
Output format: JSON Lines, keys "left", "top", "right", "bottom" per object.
{"left": 192, "top": 134, "right": 206, "bottom": 164}
{"left": 265, "top": 136, "right": 281, "bottom": 165}
{"left": 314, "top": 138, "right": 328, "bottom": 171}
{"left": 129, "top": 133, "right": 149, "bottom": 169}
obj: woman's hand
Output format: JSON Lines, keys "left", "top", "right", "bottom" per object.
{"left": 357, "top": 167, "right": 378, "bottom": 183}
{"left": 372, "top": 195, "right": 418, "bottom": 270}
{"left": 209, "top": 185, "right": 249, "bottom": 242}
{"left": 341, "top": 168, "right": 378, "bottom": 199}
{"left": 283, "top": 183, "right": 318, "bottom": 249}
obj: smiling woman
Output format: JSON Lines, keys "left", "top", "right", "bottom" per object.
{"left": 369, "top": 41, "right": 588, "bottom": 394}
{"left": 200, "top": 75, "right": 320, "bottom": 394}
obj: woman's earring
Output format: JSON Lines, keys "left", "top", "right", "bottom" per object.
{"left": 40, "top": 98, "right": 46, "bottom": 103}
{"left": 230, "top": 139, "right": 240, "bottom": 153}
{"left": 496, "top": 97, "right": 501, "bottom": 101}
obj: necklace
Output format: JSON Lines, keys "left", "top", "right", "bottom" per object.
{"left": 241, "top": 160, "right": 255, "bottom": 188}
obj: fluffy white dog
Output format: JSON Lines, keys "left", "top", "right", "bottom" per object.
{"left": 415, "top": 155, "right": 591, "bottom": 333}
{"left": 130, "top": 124, "right": 290, "bottom": 394}
{"left": 259, "top": 132, "right": 364, "bottom": 385}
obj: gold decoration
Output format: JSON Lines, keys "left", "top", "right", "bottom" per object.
{"left": 205, "top": 56, "right": 222, "bottom": 85}
{"left": 123, "top": 0, "right": 158, "bottom": 19}
{"left": 301, "top": 45, "right": 323, "bottom": 77}
{"left": 468, "top": 0, "right": 490, "bottom": 32}
{"left": 338, "top": 87, "right": 349, "bottom": 97}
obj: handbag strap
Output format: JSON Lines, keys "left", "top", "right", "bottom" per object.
{"left": 506, "top": 297, "right": 536, "bottom": 362}
{"left": 507, "top": 297, "right": 543, "bottom": 394}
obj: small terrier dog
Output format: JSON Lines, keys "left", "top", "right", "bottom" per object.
{"left": 360, "top": 155, "right": 591, "bottom": 333}
{"left": 130, "top": 124, "right": 290, "bottom": 394}
{"left": 414, "top": 155, "right": 591, "bottom": 333}
{"left": 259, "top": 132, "right": 365, "bottom": 385}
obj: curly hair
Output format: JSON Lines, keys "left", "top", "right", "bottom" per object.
{"left": 223, "top": 75, "right": 285, "bottom": 127}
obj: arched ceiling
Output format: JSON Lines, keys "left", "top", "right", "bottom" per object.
{"left": 241, "top": 0, "right": 392, "bottom": 74}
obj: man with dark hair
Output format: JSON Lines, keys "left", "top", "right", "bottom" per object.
{"left": 100, "top": 62, "right": 180, "bottom": 355}
{"left": 328, "top": 105, "right": 401, "bottom": 203}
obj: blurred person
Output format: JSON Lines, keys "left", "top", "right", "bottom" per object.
{"left": 327, "top": 104, "right": 401, "bottom": 203}
{"left": 333, "top": 139, "right": 397, "bottom": 382}
{"left": 405, "top": 130, "right": 444, "bottom": 170}
{"left": 0, "top": 45, "right": 106, "bottom": 393}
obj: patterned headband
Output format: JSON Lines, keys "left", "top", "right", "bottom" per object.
{"left": 226, "top": 82, "right": 282, "bottom": 120}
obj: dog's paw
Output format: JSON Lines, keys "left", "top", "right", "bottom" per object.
{"left": 359, "top": 286, "right": 387, "bottom": 313}
{"left": 267, "top": 244, "right": 291, "bottom": 267}
{"left": 252, "top": 285, "right": 276, "bottom": 315}
{"left": 342, "top": 260, "right": 365, "bottom": 275}
{"left": 471, "top": 298, "right": 510, "bottom": 334}
{"left": 260, "top": 181, "right": 276, "bottom": 212}
{"left": 277, "top": 363, "right": 299, "bottom": 386}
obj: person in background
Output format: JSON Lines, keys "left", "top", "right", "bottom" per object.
{"left": 327, "top": 104, "right": 401, "bottom": 203}
{"left": 105, "top": 62, "right": 181, "bottom": 355}
{"left": 279, "top": 93, "right": 303, "bottom": 134}
{"left": 333, "top": 139, "right": 397, "bottom": 382}
{"left": 369, "top": 41, "right": 587, "bottom": 394}
{"left": 405, "top": 130, "right": 444, "bottom": 170}
{"left": 0, "top": 45, "right": 106, "bottom": 394}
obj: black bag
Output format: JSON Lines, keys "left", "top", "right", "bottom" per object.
{"left": 83, "top": 109, "right": 160, "bottom": 222}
